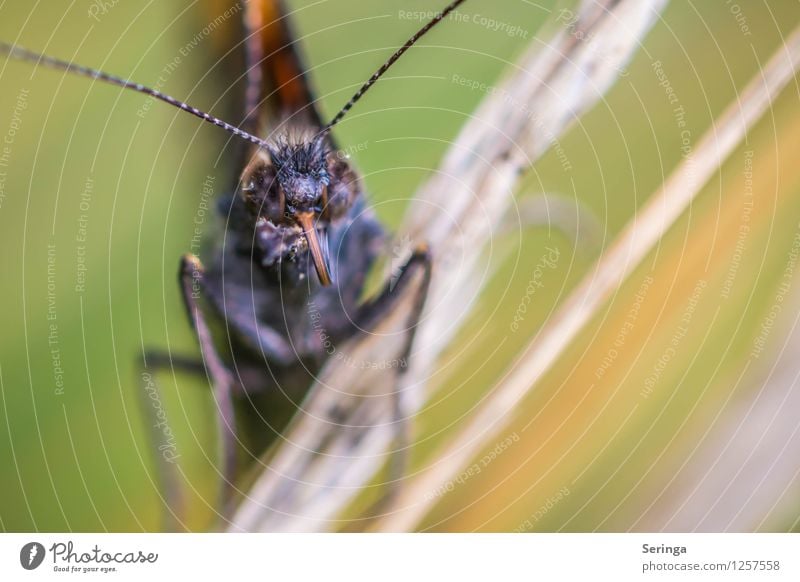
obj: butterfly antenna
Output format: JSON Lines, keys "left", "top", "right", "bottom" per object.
{"left": 322, "top": 0, "right": 468, "bottom": 134}
{"left": 0, "top": 41, "right": 271, "bottom": 149}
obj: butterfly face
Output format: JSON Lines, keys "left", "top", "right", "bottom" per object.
{"left": 239, "top": 133, "right": 359, "bottom": 286}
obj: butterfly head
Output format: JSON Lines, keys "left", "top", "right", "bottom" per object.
{"left": 240, "top": 133, "right": 357, "bottom": 286}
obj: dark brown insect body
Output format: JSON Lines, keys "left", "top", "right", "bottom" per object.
{"left": 205, "top": 136, "right": 386, "bottom": 394}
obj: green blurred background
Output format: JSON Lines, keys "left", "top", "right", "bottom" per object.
{"left": 1, "top": 0, "right": 799, "bottom": 531}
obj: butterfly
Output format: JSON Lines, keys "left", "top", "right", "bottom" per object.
{"left": 0, "top": 0, "right": 467, "bottom": 515}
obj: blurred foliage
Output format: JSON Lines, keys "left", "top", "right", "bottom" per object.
{"left": 0, "top": 0, "right": 798, "bottom": 532}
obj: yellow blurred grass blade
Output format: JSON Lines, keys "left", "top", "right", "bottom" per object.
{"left": 372, "top": 24, "right": 800, "bottom": 532}
{"left": 624, "top": 113, "right": 800, "bottom": 531}
{"left": 420, "top": 107, "right": 800, "bottom": 532}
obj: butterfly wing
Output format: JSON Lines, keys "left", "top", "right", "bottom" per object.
{"left": 203, "top": 0, "right": 325, "bottom": 136}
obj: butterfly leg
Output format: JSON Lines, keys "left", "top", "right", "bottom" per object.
{"left": 199, "top": 298, "right": 299, "bottom": 368}
{"left": 141, "top": 350, "right": 206, "bottom": 376}
{"left": 354, "top": 246, "right": 433, "bottom": 503}
{"left": 177, "top": 254, "right": 239, "bottom": 513}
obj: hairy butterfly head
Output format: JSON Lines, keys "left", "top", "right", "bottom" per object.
{"left": 239, "top": 132, "right": 358, "bottom": 286}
